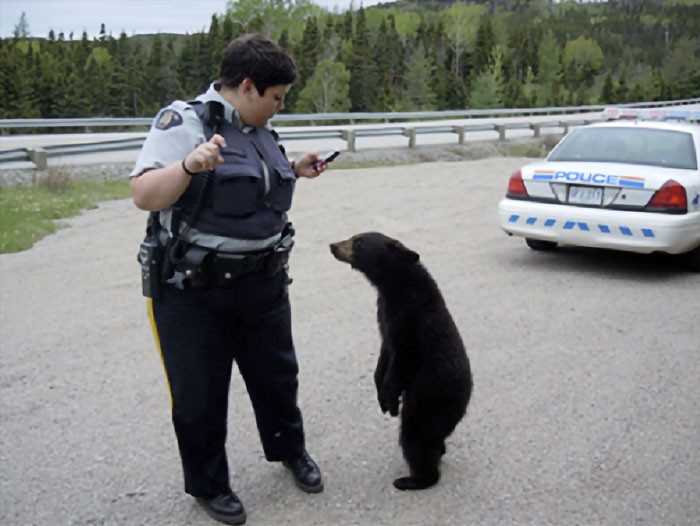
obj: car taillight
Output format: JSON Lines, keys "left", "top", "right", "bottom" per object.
{"left": 646, "top": 179, "right": 687, "bottom": 214}
{"left": 506, "top": 170, "right": 529, "bottom": 199}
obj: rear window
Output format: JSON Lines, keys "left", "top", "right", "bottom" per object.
{"left": 548, "top": 127, "right": 698, "bottom": 170}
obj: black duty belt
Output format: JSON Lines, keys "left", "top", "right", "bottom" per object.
{"left": 164, "top": 224, "right": 295, "bottom": 289}
{"left": 211, "top": 250, "right": 285, "bottom": 284}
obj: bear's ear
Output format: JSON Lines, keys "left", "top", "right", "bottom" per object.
{"left": 390, "top": 240, "right": 419, "bottom": 264}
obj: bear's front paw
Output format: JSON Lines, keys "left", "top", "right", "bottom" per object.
{"left": 378, "top": 396, "right": 389, "bottom": 413}
{"left": 378, "top": 392, "right": 397, "bottom": 415}
{"left": 388, "top": 399, "right": 399, "bottom": 417}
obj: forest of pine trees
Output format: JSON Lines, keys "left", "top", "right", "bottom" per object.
{"left": 1, "top": 0, "right": 699, "bottom": 124}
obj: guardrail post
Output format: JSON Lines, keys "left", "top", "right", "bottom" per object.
{"left": 452, "top": 125, "right": 465, "bottom": 145}
{"left": 28, "top": 148, "right": 47, "bottom": 170}
{"left": 530, "top": 123, "right": 541, "bottom": 138}
{"left": 495, "top": 125, "right": 506, "bottom": 141}
{"left": 342, "top": 130, "right": 356, "bottom": 152}
{"left": 559, "top": 121, "right": 569, "bottom": 134}
{"left": 403, "top": 127, "right": 416, "bottom": 148}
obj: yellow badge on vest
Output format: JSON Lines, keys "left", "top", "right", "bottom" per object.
{"left": 155, "top": 109, "right": 183, "bottom": 130}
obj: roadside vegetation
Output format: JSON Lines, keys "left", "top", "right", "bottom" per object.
{"left": 0, "top": 169, "right": 130, "bottom": 253}
{"left": 2, "top": 0, "right": 699, "bottom": 124}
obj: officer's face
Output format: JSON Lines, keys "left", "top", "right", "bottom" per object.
{"left": 240, "top": 81, "right": 290, "bottom": 127}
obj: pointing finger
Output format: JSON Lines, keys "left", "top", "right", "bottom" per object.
{"left": 210, "top": 134, "right": 227, "bottom": 148}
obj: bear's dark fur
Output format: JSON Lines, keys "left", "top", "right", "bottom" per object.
{"left": 330, "top": 232, "right": 472, "bottom": 490}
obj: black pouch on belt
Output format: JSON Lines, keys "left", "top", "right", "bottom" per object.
{"left": 212, "top": 253, "right": 267, "bottom": 285}
{"left": 137, "top": 238, "right": 163, "bottom": 298}
{"left": 267, "top": 250, "right": 290, "bottom": 277}
{"left": 267, "top": 223, "right": 295, "bottom": 277}
{"left": 172, "top": 245, "right": 210, "bottom": 288}
{"left": 137, "top": 212, "right": 164, "bottom": 298}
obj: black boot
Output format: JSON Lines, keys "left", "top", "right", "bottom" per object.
{"left": 282, "top": 450, "right": 324, "bottom": 493}
{"left": 195, "top": 490, "right": 246, "bottom": 525}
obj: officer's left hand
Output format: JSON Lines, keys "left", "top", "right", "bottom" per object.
{"left": 293, "top": 152, "right": 327, "bottom": 179}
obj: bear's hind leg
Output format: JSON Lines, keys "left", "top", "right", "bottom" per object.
{"left": 394, "top": 424, "right": 442, "bottom": 490}
{"left": 393, "top": 441, "right": 441, "bottom": 490}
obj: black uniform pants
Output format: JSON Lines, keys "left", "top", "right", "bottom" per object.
{"left": 149, "top": 270, "right": 305, "bottom": 498}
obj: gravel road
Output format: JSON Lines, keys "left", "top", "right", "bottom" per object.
{"left": 1, "top": 156, "right": 698, "bottom": 526}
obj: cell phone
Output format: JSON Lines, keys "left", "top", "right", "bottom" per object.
{"left": 312, "top": 149, "right": 341, "bottom": 170}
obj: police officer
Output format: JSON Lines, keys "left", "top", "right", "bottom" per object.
{"left": 130, "top": 34, "right": 328, "bottom": 526}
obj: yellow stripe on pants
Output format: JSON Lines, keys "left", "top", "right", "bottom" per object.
{"left": 147, "top": 297, "right": 173, "bottom": 409}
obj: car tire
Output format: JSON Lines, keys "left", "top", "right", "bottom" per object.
{"left": 684, "top": 245, "right": 700, "bottom": 272}
{"left": 525, "top": 238, "right": 558, "bottom": 251}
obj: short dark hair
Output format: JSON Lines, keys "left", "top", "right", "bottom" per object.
{"left": 218, "top": 33, "right": 297, "bottom": 95}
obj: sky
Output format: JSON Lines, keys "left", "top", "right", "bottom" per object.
{"left": 0, "top": 0, "right": 394, "bottom": 39}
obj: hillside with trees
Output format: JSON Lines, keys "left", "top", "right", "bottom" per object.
{"left": 1, "top": 0, "right": 698, "bottom": 123}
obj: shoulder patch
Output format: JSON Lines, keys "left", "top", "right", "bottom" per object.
{"left": 155, "top": 109, "right": 183, "bottom": 130}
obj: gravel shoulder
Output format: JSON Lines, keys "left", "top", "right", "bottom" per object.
{"left": 1, "top": 148, "right": 698, "bottom": 526}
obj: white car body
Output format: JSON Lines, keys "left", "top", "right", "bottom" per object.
{"left": 498, "top": 110, "right": 700, "bottom": 269}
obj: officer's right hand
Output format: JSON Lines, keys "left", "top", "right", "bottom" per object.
{"left": 183, "top": 134, "right": 227, "bottom": 173}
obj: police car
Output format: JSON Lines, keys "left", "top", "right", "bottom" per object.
{"left": 498, "top": 107, "right": 700, "bottom": 271}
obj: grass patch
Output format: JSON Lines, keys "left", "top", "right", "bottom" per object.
{"left": 0, "top": 173, "right": 130, "bottom": 254}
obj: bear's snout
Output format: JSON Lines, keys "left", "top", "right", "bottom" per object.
{"left": 330, "top": 239, "right": 354, "bottom": 264}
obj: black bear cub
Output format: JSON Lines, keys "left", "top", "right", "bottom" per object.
{"left": 330, "top": 232, "right": 473, "bottom": 490}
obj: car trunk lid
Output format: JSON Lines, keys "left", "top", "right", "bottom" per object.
{"left": 520, "top": 161, "right": 695, "bottom": 210}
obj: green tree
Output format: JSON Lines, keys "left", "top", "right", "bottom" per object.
{"left": 434, "top": 59, "right": 467, "bottom": 110}
{"left": 392, "top": 11, "right": 421, "bottom": 39}
{"left": 561, "top": 36, "right": 604, "bottom": 90}
{"left": 472, "top": 17, "right": 496, "bottom": 78}
{"left": 346, "top": 7, "right": 380, "bottom": 111}
{"left": 443, "top": 2, "right": 486, "bottom": 78}
{"left": 221, "top": 14, "right": 242, "bottom": 45}
{"left": 614, "top": 74, "right": 629, "bottom": 103}
{"left": 84, "top": 55, "right": 111, "bottom": 116}
{"left": 180, "top": 32, "right": 214, "bottom": 96}
{"left": 105, "top": 33, "right": 134, "bottom": 116}
{"left": 58, "top": 65, "right": 91, "bottom": 117}
{"left": 663, "top": 36, "right": 700, "bottom": 98}
{"left": 507, "top": 25, "right": 537, "bottom": 82}
{"left": 534, "top": 30, "right": 561, "bottom": 106}
{"left": 32, "top": 46, "right": 65, "bottom": 117}
{"left": 13, "top": 12, "right": 30, "bottom": 38}
{"left": 374, "top": 15, "right": 404, "bottom": 111}
{"left": 145, "top": 35, "right": 185, "bottom": 114}
{"left": 469, "top": 45, "right": 505, "bottom": 109}
{"left": 398, "top": 43, "right": 437, "bottom": 111}
{"left": 226, "top": 0, "right": 319, "bottom": 41}
{"left": 0, "top": 41, "right": 36, "bottom": 118}
{"left": 206, "top": 15, "right": 224, "bottom": 79}
{"left": 296, "top": 17, "right": 320, "bottom": 87}
{"left": 295, "top": 59, "right": 350, "bottom": 113}
{"left": 600, "top": 72, "right": 614, "bottom": 103}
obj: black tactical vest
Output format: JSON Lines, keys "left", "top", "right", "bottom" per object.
{"left": 175, "top": 101, "right": 296, "bottom": 240}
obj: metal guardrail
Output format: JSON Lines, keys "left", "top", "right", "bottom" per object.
{"left": 0, "top": 119, "right": 596, "bottom": 169}
{"left": 1, "top": 98, "right": 697, "bottom": 130}
{"left": 2, "top": 99, "right": 698, "bottom": 169}
{"left": 0, "top": 148, "right": 29, "bottom": 163}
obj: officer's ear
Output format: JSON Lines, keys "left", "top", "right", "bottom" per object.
{"left": 240, "top": 77, "right": 257, "bottom": 96}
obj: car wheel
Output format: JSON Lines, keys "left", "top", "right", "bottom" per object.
{"left": 525, "top": 238, "right": 558, "bottom": 251}
{"left": 684, "top": 245, "right": 700, "bottom": 272}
